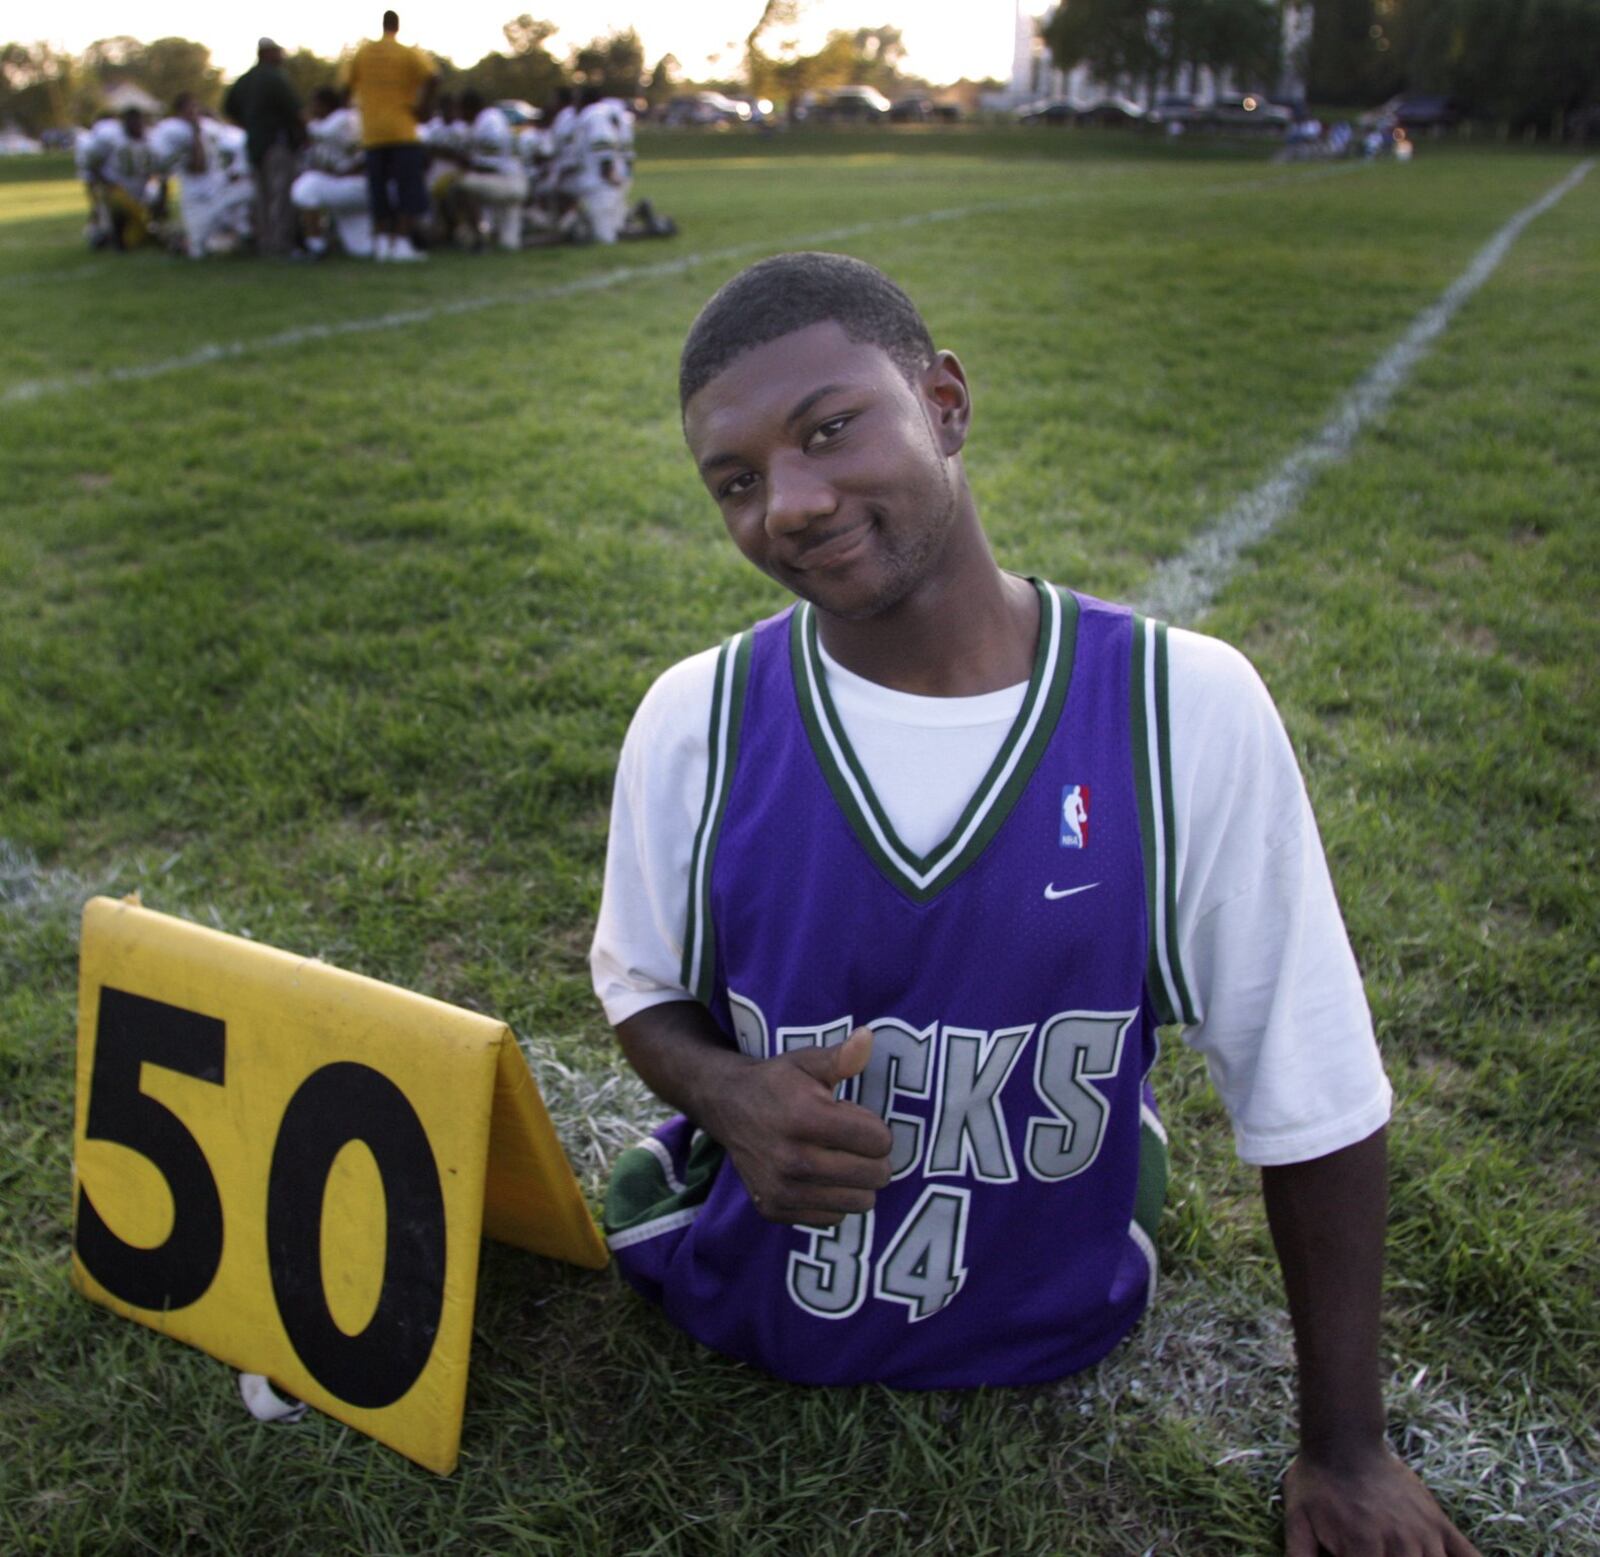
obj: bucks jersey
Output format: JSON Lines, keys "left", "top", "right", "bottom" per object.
{"left": 606, "top": 584, "right": 1198, "bottom": 1387}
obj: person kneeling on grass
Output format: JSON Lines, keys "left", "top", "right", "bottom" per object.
{"left": 292, "top": 88, "right": 375, "bottom": 260}
{"left": 149, "top": 95, "right": 256, "bottom": 260}
{"left": 81, "top": 108, "right": 158, "bottom": 251}
{"left": 590, "top": 251, "right": 1481, "bottom": 1556}
{"left": 571, "top": 86, "right": 633, "bottom": 245}
{"left": 456, "top": 90, "right": 529, "bottom": 253}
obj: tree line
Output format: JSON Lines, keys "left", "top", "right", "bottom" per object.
{"left": 1306, "top": 0, "right": 1600, "bottom": 136}
{"left": 1042, "top": 0, "right": 1600, "bottom": 137}
{"left": 0, "top": 10, "right": 976, "bottom": 135}
{"left": 1043, "top": 0, "right": 1283, "bottom": 102}
{"left": 0, "top": 19, "right": 659, "bottom": 133}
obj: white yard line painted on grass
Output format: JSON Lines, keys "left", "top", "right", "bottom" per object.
{"left": 1, "top": 260, "right": 114, "bottom": 288}
{"left": 0, "top": 163, "right": 1360, "bottom": 404}
{"left": 0, "top": 161, "right": 1366, "bottom": 296}
{"left": 1136, "top": 158, "right": 1595, "bottom": 626}
{"left": 0, "top": 837, "right": 98, "bottom": 919}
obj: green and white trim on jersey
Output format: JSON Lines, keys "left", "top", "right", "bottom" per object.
{"left": 605, "top": 1128, "right": 723, "bottom": 1250}
{"left": 681, "top": 628, "right": 754, "bottom": 1004}
{"left": 1130, "top": 615, "right": 1198, "bottom": 1029}
{"left": 681, "top": 593, "right": 1196, "bottom": 1028}
{"left": 791, "top": 579, "right": 1079, "bottom": 906}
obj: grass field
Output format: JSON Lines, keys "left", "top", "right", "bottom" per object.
{"left": 2, "top": 129, "right": 1597, "bottom": 1554}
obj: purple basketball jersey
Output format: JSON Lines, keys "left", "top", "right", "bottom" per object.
{"left": 606, "top": 585, "right": 1170, "bottom": 1387}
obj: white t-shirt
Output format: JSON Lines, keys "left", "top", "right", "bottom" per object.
{"left": 590, "top": 611, "right": 1392, "bottom": 1168}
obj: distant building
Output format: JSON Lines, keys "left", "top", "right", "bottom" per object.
{"left": 1004, "top": 1, "right": 1314, "bottom": 110}
{"left": 101, "top": 80, "right": 162, "bottom": 116}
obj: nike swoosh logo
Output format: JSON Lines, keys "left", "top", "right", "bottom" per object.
{"left": 1043, "top": 882, "right": 1100, "bottom": 901}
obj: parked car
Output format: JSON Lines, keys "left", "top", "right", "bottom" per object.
{"left": 1148, "top": 94, "right": 1201, "bottom": 129}
{"left": 816, "top": 85, "right": 892, "bottom": 122}
{"left": 1567, "top": 103, "right": 1600, "bottom": 143}
{"left": 1367, "top": 94, "right": 1461, "bottom": 132}
{"left": 661, "top": 92, "right": 751, "bottom": 128}
{"left": 1075, "top": 94, "right": 1147, "bottom": 127}
{"left": 0, "top": 128, "right": 43, "bottom": 155}
{"left": 1015, "top": 97, "right": 1079, "bottom": 126}
{"left": 1207, "top": 94, "right": 1292, "bottom": 131}
{"left": 889, "top": 95, "right": 961, "bottom": 124}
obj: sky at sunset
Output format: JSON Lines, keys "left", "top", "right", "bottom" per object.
{"left": 39, "top": 3, "right": 1032, "bottom": 86}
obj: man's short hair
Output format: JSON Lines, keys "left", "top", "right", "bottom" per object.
{"left": 382, "top": 10, "right": 400, "bottom": 32}
{"left": 679, "top": 252, "right": 936, "bottom": 409}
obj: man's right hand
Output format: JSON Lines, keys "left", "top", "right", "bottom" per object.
{"left": 708, "top": 1026, "right": 893, "bottom": 1227}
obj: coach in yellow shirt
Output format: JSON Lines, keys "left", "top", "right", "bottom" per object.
{"left": 344, "top": 10, "right": 437, "bottom": 261}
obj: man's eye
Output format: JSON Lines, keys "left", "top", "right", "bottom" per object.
{"left": 719, "top": 472, "right": 758, "bottom": 500}
{"left": 806, "top": 415, "right": 851, "bottom": 449}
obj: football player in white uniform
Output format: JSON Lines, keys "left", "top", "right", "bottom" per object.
{"left": 148, "top": 95, "right": 255, "bottom": 258}
{"left": 291, "top": 87, "right": 375, "bottom": 258}
{"left": 456, "top": 91, "right": 530, "bottom": 251}
{"left": 76, "top": 117, "right": 118, "bottom": 247}
{"left": 545, "top": 87, "right": 581, "bottom": 230}
{"left": 419, "top": 94, "right": 470, "bottom": 241}
{"left": 515, "top": 117, "right": 557, "bottom": 242}
{"left": 572, "top": 88, "right": 634, "bottom": 245}
{"left": 81, "top": 109, "right": 158, "bottom": 250}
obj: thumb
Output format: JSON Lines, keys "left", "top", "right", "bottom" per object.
{"left": 790, "top": 1026, "right": 874, "bottom": 1088}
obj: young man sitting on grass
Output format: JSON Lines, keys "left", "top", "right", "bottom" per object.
{"left": 590, "top": 251, "right": 1479, "bottom": 1557}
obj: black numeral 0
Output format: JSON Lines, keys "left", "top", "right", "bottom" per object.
{"left": 75, "top": 989, "right": 226, "bottom": 1311}
{"left": 267, "top": 1063, "right": 447, "bottom": 1410}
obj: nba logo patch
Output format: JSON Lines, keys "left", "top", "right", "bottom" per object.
{"left": 1059, "top": 784, "right": 1090, "bottom": 849}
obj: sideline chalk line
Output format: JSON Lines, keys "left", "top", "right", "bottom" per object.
{"left": 1135, "top": 158, "right": 1594, "bottom": 625}
{"left": 2, "top": 259, "right": 113, "bottom": 289}
{"left": 0, "top": 162, "right": 1361, "bottom": 405}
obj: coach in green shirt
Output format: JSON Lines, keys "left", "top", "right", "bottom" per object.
{"left": 223, "top": 38, "right": 305, "bottom": 257}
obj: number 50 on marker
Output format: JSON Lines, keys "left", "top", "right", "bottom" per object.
{"left": 71, "top": 897, "right": 607, "bottom": 1475}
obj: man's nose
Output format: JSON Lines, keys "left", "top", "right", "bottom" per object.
{"left": 764, "top": 455, "right": 836, "bottom": 537}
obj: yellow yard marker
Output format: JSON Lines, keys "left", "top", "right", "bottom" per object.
{"left": 71, "top": 896, "right": 607, "bottom": 1476}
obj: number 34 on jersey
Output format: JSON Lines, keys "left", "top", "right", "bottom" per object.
{"left": 727, "top": 992, "right": 1147, "bottom": 1325}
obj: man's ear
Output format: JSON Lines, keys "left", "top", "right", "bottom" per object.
{"left": 922, "top": 350, "right": 971, "bottom": 456}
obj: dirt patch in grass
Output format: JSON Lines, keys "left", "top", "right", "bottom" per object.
{"left": 1443, "top": 622, "right": 1500, "bottom": 658}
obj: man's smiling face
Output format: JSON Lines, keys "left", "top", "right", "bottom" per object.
{"left": 683, "top": 321, "right": 972, "bottom": 622}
